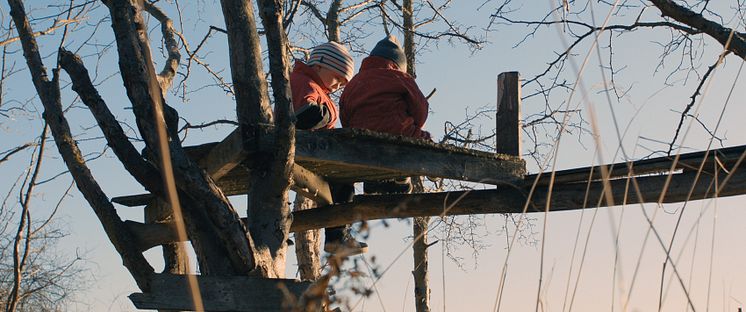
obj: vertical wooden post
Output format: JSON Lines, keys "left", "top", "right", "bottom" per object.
{"left": 497, "top": 72, "right": 522, "bottom": 157}
{"left": 145, "top": 199, "right": 188, "bottom": 274}
{"left": 292, "top": 194, "right": 322, "bottom": 281}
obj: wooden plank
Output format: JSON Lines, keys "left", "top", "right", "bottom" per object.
{"left": 290, "top": 128, "right": 526, "bottom": 184}
{"left": 129, "top": 273, "right": 310, "bottom": 311}
{"left": 290, "top": 163, "right": 746, "bottom": 231}
{"left": 112, "top": 193, "right": 154, "bottom": 207}
{"left": 144, "top": 200, "right": 187, "bottom": 273}
{"left": 199, "top": 128, "right": 246, "bottom": 180}
{"left": 127, "top": 161, "right": 746, "bottom": 247}
{"left": 496, "top": 72, "right": 521, "bottom": 156}
{"left": 114, "top": 128, "right": 524, "bottom": 206}
{"left": 292, "top": 165, "right": 332, "bottom": 205}
{"left": 112, "top": 163, "right": 332, "bottom": 207}
{"left": 528, "top": 144, "right": 746, "bottom": 185}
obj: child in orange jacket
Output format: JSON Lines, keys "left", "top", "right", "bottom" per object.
{"left": 289, "top": 42, "right": 367, "bottom": 256}
{"left": 290, "top": 41, "right": 353, "bottom": 130}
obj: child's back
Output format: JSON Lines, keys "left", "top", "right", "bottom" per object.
{"left": 340, "top": 36, "right": 431, "bottom": 140}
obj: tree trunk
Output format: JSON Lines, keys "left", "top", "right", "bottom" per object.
{"left": 222, "top": 0, "right": 297, "bottom": 277}
{"left": 8, "top": 0, "right": 154, "bottom": 291}
{"left": 293, "top": 195, "right": 322, "bottom": 280}
{"left": 105, "top": 0, "right": 255, "bottom": 275}
{"left": 403, "top": 0, "right": 416, "bottom": 77}
{"left": 252, "top": 0, "right": 297, "bottom": 277}
{"left": 327, "top": 0, "right": 342, "bottom": 42}
{"left": 403, "top": 2, "right": 431, "bottom": 310}
{"left": 412, "top": 215, "right": 431, "bottom": 312}
{"left": 412, "top": 180, "right": 431, "bottom": 312}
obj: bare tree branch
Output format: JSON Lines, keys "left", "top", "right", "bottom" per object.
{"left": 667, "top": 54, "right": 722, "bottom": 156}
{"left": 6, "top": 125, "right": 47, "bottom": 312}
{"left": 7, "top": 0, "right": 155, "bottom": 291}
{"left": 0, "top": 18, "right": 80, "bottom": 47}
{"left": 0, "top": 143, "right": 33, "bottom": 165}
{"left": 143, "top": 1, "right": 181, "bottom": 94}
{"left": 650, "top": 0, "right": 746, "bottom": 58}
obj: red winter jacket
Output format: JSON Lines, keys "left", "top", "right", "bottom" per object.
{"left": 339, "top": 56, "right": 430, "bottom": 139}
{"left": 290, "top": 60, "right": 338, "bottom": 130}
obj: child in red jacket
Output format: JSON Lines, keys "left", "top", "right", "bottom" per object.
{"left": 290, "top": 42, "right": 368, "bottom": 256}
{"left": 340, "top": 36, "right": 431, "bottom": 193}
{"left": 339, "top": 35, "right": 431, "bottom": 139}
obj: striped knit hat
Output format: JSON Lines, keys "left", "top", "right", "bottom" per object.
{"left": 307, "top": 42, "right": 355, "bottom": 82}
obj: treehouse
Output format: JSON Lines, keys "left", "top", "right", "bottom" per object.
{"left": 111, "top": 72, "right": 746, "bottom": 311}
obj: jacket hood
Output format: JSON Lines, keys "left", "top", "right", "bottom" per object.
{"left": 293, "top": 60, "right": 331, "bottom": 93}
{"left": 359, "top": 56, "right": 402, "bottom": 72}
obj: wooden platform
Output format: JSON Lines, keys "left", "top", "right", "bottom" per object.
{"left": 129, "top": 274, "right": 311, "bottom": 311}
{"left": 112, "top": 127, "right": 526, "bottom": 207}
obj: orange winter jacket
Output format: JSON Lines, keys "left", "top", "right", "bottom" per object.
{"left": 339, "top": 56, "right": 430, "bottom": 139}
{"left": 290, "top": 60, "right": 338, "bottom": 130}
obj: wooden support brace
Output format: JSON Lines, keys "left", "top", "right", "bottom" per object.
{"left": 292, "top": 165, "right": 332, "bottom": 205}
{"left": 144, "top": 200, "right": 188, "bottom": 274}
{"left": 112, "top": 163, "right": 332, "bottom": 207}
{"left": 291, "top": 164, "right": 746, "bottom": 230}
{"left": 199, "top": 128, "right": 246, "bottom": 179}
{"left": 129, "top": 273, "right": 310, "bottom": 311}
{"left": 497, "top": 72, "right": 521, "bottom": 157}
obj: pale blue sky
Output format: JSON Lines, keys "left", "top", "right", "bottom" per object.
{"left": 1, "top": 1, "right": 746, "bottom": 311}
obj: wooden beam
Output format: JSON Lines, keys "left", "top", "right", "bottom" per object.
{"left": 127, "top": 163, "right": 746, "bottom": 247}
{"left": 144, "top": 200, "right": 187, "bottom": 273}
{"left": 112, "top": 193, "right": 154, "bottom": 207}
{"left": 129, "top": 273, "right": 310, "bottom": 311}
{"left": 292, "top": 165, "right": 332, "bottom": 205}
{"left": 290, "top": 128, "right": 526, "bottom": 184}
{"left": 290, "top": 164, "right": 746, "bottom": 231}
{"left": 528, "top": 144, "right": 746, "bottom": 185}
{"left": 497, "top": 72, "right": 521, "bottom": 156}
{"left": 114, "top": 127, "right": 523, "bottom": 207}
{"left": 112, "top": 163, "right": 332, "bottom": 207}
{"left": 199, "top": 128, "right": 246, "bottom": 180}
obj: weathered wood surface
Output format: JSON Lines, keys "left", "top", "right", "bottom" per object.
{"left": 496, "top": 71, "right": 521, "bottom": 157}
{"left": 291, "top": 162, "right": 746, "bottom": 231}
{"left": 129, "top": 274, "right": 310, "bottom": 311}
{"left": 528, "top": 145, "right": 746, "bottom": 185}
{"left": 112, "top": 163, "right": 332, "bottom": 207}
{"left": 291, "top": 128, "right": 526, "bottom": 184}
{"left": 113, "top": 127, "right": 525, "bottom": 206}
{"left": 199, "top": 129, "right": 246, "bottom": 180}
{"left": 126, "top": 157, "right": 746, "bottom": 249}
{"left": 144, "top": 200, "right": 188, "bottom": 274}
{"left": 124, "top": 141, "right": 746, "bottom": 251}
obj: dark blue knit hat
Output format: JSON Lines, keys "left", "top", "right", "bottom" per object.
{"left": 370, "top": 35, "right": 406, "bottom": 70}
